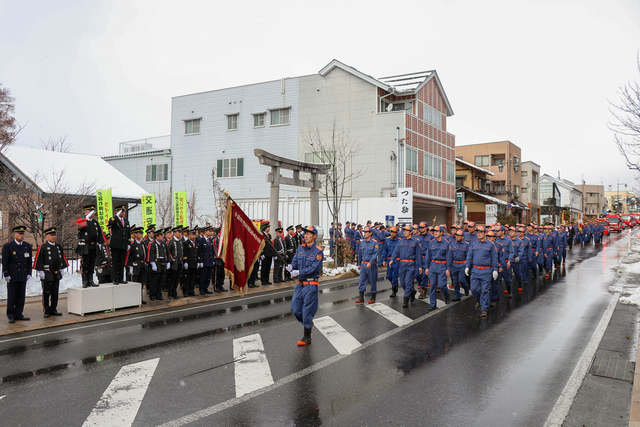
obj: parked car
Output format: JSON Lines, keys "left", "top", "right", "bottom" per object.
{"left": 621, "top": 214, "right": 635, "bottom": 228}
{"left": 606, "top": 214, "right": 623, "bottom": 232}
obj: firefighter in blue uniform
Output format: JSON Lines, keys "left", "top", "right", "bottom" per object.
{"left": 356, "top": 227, "right": 379, "bottom": 304}
{"left": 287, "top": 225, "right": 323, "bottom": 347}
{"left": 2, "top": 226, "right": 32, "bottom": 323}
{"left": 382, "top": 226, "right": 400, "bottom": 297}
{"left": 541, "top": 225, "right": 555, "bottom": 278}
{"left": 426, "top": 226, "right": 450, "bottom": 309}
{"left": 465, "top": 225, "right": 498, "bottom": 318}
{"left": 390, "top": 225, "right": 423, "bottom": 308}
{"left": 415, "top": 222, "right": 430, "bottom": 298}
{"left": 526, "top": 224, "right": 540, "bottom": 281}
{"left": 448, "top": 229, "right": 469, "bottom": 301}
{"left": 512, "top": 226, "right": 530, "bottom": 293}
{"left": 486, "top": 230, "right": 501, "bottom": 306}
{"left": 495, "top": 226, "right": 514, "bottom": 297}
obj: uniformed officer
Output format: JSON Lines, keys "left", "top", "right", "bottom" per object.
{"left": 260, "top": 222, "right": 276, "bottom": 285}
{"left": 542, "top": 225, "right": 556, "bottom": 278}
{"left": 183, "top": 228, "right": 200, "bottom": 296}
{"left": 167, "top": 226, "right": 184, "bottom": 298}
{"left": 390, "top": 225, "right": 423, "bottom": 308}
{"left": 286, "top": 225, "right": 323, "bottom": 347}
{"left": 33, "top": 227, "right": 68, "bottom": 317}
{"left": 146, "top": 230, "right": 168, "bottom": 300}
{"left": 448, "top": 229, "right": 469, "bottom": 301}
{"left": 109, "top": 204, "right": 130, "bottom": 284}
{"left": 415, "top": 222, "right": 430, "bottom": 297}
{"left": 126, "top": 226, "right": 147, "bottom": 303}
{"left": 495, "top": 226, "right": 514, "bottom": 297}
{"left": 284, "top": 225, "right": 297, "bottom": 281}
{"left": 2, "top": 225, "right": 32, "bottom": 323}
{"left": 95, "top": 233, "right": 113, "bottom": 284}
{"left": 427, "top": 226, "right": 451, "bottom": 309}
{"left": 465, "top": 225, "right": 498, "bottom": 318}
{"left": 78, "top": 204, "right": 104, "bottom": 287}
{"left": 197, "top": 226, "right": 214, "bottom": 294}
{"left": 512, "top": 226, "right": 530, "bottom": 293}
{"left": 272, "top": 227, "right": 286, "bottom": 283}
{"left": 382, "top": 226, "right": 400, "bottom": 297}
{"left": 355, "top": 226, "right": 379, "bottom": 304}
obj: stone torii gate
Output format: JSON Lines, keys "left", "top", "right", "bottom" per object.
{"left": 254, "top": 149, "right": 330, "bottom": 234}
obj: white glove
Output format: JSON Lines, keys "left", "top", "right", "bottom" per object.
{"left": 60, "top": 270, "right": 65, "bottom": 278}
{"left": 197, "top": 262, "right": 203, "bottom": 269}
{"left": 492, "top": 271, "right": 499, "bottom": 280}
{"left": 38, "top": 271, "right": 45, "bottom": 280}
{"left": 151, "top": 262, "right": 157, "bottom": 272}
{"left": 97, "top": 268, "right": 102, "bottom": 274}
{"left": 127, "top": 245, "right": 131, "bottom": 251}
{"left": 291, "top": 270, "right": 299, "bottom": 277}
{"left": 128, "top": 266, "right": 133, "bottom": 275}
{"left": 515, "top": 257, "right": 520, "bottom": 263}
{"left": 167, "top": 262, "right": 171, "bottom": 269}
{"left": 286, "top": 264, "right": 293, "bottom": 272}
{"left": 184, "top": 263, "right": 188, "bottom": 269}
{"left": 464, "top": 267, "right": 469, "bottom": 276}
{"left": 26, "top": 274, "right": 31, "bottom": 281}
{"left": 5, "top": 276, "right": 10, "bottom": 282}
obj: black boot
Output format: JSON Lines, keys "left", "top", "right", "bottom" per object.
{"left": 390, "top": 286, "right": 397, "bottom": 297}
{"left": 297, "top": 327, "right": 312, "bottom": 346}
{"left": 402, "top": 297, "right": 409, "bottom": 308}
{"left": 410, "top": 289, "right": 416, "bottom": 302}
{"left": 355, "top": 292, "right": 365, "bottom": 304}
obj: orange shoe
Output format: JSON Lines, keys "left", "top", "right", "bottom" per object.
{"left": 503, "top": 290, "right": 509, "bottom": 295}
{"left": 367, "top": 299, "right": 375, "bottom": 304}
{"left": 544, "top": 273, "right": 549, "bottom": 279}
{"left": 517, "top": 287, "right": 523, "bottom": 294}
{"left": 297, "top": 338, "right": 312, "bottom": 346}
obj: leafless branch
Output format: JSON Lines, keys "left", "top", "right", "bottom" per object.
{"left": 610, "top": 53, "right": 640, "bottom": 172}
{"left": 41, "top": 136, "right": 71, "bottom": 153}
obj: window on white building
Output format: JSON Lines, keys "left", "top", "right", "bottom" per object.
{"left": 216, "top": 158, "right": 244, "bottom": 178}
{"left": 433, "top": 156, "right": 442, "bottom": 180}
{"left": 446, "top": 160, "right": 455, "bottom": 183}
{"left": 226, "top": 114, "right": 238, "bottom": 130}
{"left": 423, "top": 153, "right": 433, "bottom": 177}
{"left": 270, "top": 108, "right": 290, "bottom": 126}
{"left": 146, "top": 164, "right": 169, "bottom": 182}
{"left": 474, "top": 155, "right": 490, "bottom": 167}
{"left": 406, "top": 147, "right": 418, "bottom": 173}
{"left": 184, "top": 119, "right": 201, "bottom": 135}
{"left": 521, "top": 170, "right": 528, "bottom": 177}
{"left": 253, "top": 113, "right": 265, "bottom": 128}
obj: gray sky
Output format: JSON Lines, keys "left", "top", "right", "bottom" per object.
{"left": 2, "top": 0, "right": 639, "bottom": 191}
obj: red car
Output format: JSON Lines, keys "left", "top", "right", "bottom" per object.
{"left": 606, "top": 214, "right": 623, "bottom": 232}
{"left": 621, "top": 214, "right": 634, "bottom": 228}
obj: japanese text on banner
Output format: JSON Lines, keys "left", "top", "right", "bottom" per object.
{"left": 173, "top": 191, "right": 187, "bottom": 227}
{"left": 96, "top": 189, "right": 113, "bottom": 233}
{"left": 141, "top": 194, "right": 156, "bottom": 229}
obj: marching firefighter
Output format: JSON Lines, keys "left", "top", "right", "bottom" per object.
{"left": 286, "top": 225, "right": 324, "bottom": 347}
{"left": 465, "top": 226, "right": 498, "bottom": 318}
{"left": 389, "top": 225, "right": 423, "bottom": 308}
{"left": 382, "top": 226, "right": 400, "bottom": 297}
{"left": 355, "top": 226, "right": 379, "bottom": 304}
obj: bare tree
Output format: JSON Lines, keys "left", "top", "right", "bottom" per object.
{"left": 611, "top": 55, "right": 640, "bottom": 171}
{"left": 0, "top": 84, "right": 22, "bottom": 153}
{"left": 187, "top": 187, "right": 198, "bottom": 226}
{"left": 0, "top": 166, "right": 95, "bottom": 245}
{"left": 41, "top": 136, "right": 71, "bottom": 153}
{"left": 155, "top": 188, "right": 173, "bottom": 227}
{"left": 306, "top": 121, "right": 363, "bottom": 229}
{"left": 211, "top": 168, "right": 227, "bottom": 227}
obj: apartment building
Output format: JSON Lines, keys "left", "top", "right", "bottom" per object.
{"left": 520, "top": 161, "right": 540, "bottom": 223}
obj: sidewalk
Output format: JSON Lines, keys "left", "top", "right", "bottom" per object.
{"left": 0, "top": 270, "right": 358, "bottom": 338}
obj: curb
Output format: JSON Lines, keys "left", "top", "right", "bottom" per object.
{"left": 630, "top": 325, "right": 640, "bottom": 427}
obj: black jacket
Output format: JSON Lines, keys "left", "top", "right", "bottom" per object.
{"left": 34, "top": 241, "right": 69, "bottom": 281}
{"left": 183, "top": 239, "right": 199, "bottom": 268}
{"left": 109, "top": 215, "right": 130, "bottom": 250}
{"left": 2, "top": 240, "right": 32, "bottom": 282}
{"left": 261, "top": 232, "right": 276, "bottom": 258}
{"left": 167, "top": 238, "right": 184, "bottom": 270}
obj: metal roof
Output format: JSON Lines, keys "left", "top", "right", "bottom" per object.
{"left": 378, "top": 71, "right": 435, "bottom": 92}
{"left": 455, "top": 158, "right": 495, "bottom": 176}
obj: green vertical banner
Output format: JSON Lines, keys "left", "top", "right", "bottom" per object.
{"left": 96, "top": 189, "right": 113, "bottom": 233}
{"left": 173, "top": 191, "right": 188, "bottom": 227}
{"left": 141, "top": 194, "right": 156, "bottom": 230}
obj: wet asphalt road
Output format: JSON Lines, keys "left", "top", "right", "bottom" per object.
{"left": 0, "top": 231, "right": 632, "bottom": 426}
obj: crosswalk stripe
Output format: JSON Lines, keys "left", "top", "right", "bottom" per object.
{"left": 83, "top": 357, "right": 159, "bottom": 427}
{"left": 313, "top": 316, "right": 361, "bottom": 355}
{"left": 233, "top": 334, "right": 274, "bottom": 398}
{"left": 366, "top": 302, "right": 413, "bottom": 326}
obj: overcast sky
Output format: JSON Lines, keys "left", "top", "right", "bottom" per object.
{"left": 1, "top": 0, "right": 639, "bottom": 191}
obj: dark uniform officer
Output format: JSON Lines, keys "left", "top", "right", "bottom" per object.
{"left": 95, "top": 233, "right": 113, "bottom": 284}
{"left": 2, "top": 225, "right": 32, "bottom": 323}
{"left": 198, "top": 226, "right": 214, "bottom": 295}
{"left": 167, "top": 226, "right": 184, "bottom": 299}
{"left": 272, "top": 227, "right": 286, "bottom": 283}
{"left": 78, "top": 204, "right": 104, "bottom": 287}
{"left": 284, "top": 225, "right": 297, "bottom": 281}
{"left": 109, "top": 204, "right": 130, "bottom": 284}
{"left": 183, "top": 228, "right": 200, "bottom": 296}
{"left": 146, "top": 232, "right": 168, "bottom": 300}
{"left": 260, "top": 222, "right": 276, "bottom": 285}
{"left": 126, "top": 226, "right": 147, "bottom": 303}
{"left": 33, "top": 227, "right": 68, "bottom": 317}
{"left": 212, "top": 228, "right": 227, "bottom": 292}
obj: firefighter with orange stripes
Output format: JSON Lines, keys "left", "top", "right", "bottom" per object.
{"left": 465, "top": 225, "right": 498, "bottom": 318}
{"left": 33, "top": 227, "right": 69, "bottom": 317}
{"left": 355, "top": 226, "right": 379, "bottom": 305}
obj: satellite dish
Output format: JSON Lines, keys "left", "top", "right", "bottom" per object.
{"left": 386, "top": 103, "right": 393, "bottom": 112}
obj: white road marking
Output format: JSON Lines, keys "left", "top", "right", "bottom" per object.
{"left": 544, "top": 293, "right": 620, "bottom": 427}
{"left": 159, "top": 296, "right": 456, "bottom": 427}
{"left": 0, "top": 276, "right": 360, "bottom": 344}
{"left": 233, "top": 334, "right": 274, "bottom": 398}
{"left": 0, "top": 395, "right": 5, "bottom": 401}
{"left": 366, "top": 302, "right": 413, "bottom": 326}
{"left": 83, "top": 357, "right": 159, "bottom": 427}
{"left": 313, "top": 316, "right": 361, "bottom": 355}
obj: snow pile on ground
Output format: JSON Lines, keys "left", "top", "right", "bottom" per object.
{"left": 611, "top": 235, "right": 640, "bottom": 307}
{"left": 0, "top": 267, "right": 83, "bottom": 300}
{"left": 323, "top": 263, "right": 359, "bottom": 277}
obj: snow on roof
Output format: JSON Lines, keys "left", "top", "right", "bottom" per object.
{"left": 378, "top": 71, "right": 435, "bottom": 93}
{"left": 457, "top": 186, "right": 509, "bottom": 206}
{"left": 455, "top": 158, "right": 495, "bottom": 176}
{"left": 1, "top": 146, "right": 146, "bottom": 201}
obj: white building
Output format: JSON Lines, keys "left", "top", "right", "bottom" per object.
{"left": 520, "top": 161, "right": 540, "bottom": 223}
{"left": 110, "top": 59, "right": 457, "bottom": 230}
{"left": 539, "top": 174, "right": 583, "bottom": 224}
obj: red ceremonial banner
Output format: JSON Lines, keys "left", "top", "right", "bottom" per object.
{"left": 221, "top": 197, "right": 265, "bottom": 289}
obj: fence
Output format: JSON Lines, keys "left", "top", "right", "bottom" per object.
{"left": 0, "top": 244, "right": 81, "bottom": 276}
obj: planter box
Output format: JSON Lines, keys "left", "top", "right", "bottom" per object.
{"left": 67, "top": 282, "right": 142, "bottom": 316}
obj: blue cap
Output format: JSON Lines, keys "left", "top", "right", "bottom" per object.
{"left": 303, "top": 225, "right": 318, "bottom": 235}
